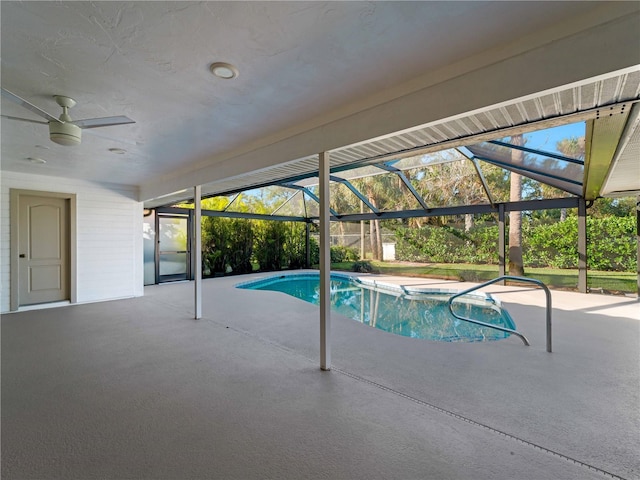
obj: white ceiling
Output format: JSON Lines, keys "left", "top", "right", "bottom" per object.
{"left": 1, "top": 1, "right": 638, "bottom": 202}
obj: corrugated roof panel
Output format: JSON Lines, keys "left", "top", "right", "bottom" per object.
{"left": 578, "top": 82, "right": 597, "bottom": 110}
{"left": 398, "top": 135, "right": 421, "bottom": 149}
{"left": 599, "top": 76, "right": 624, "bottom": 104}
{"left": 370, "top": 138, "right": 405, "bottom": 154}
{"left": 429, "top": 125, "right": 450, "bottom": 142}
{"left": 330, "top": 150, "right": 360, "bottom": 163}
{"left": 540, "top": 92, "right": 560, "bottom": 118}
{"left": 504, "top": 104, "right": 526, "bottom": 125}
{"left": 620, "top": 70, "right": 640, "bottom": 100}
{"left": 521, "top": 98, "right": 541, "bottom": 121}
{"left": 498, "top": 106, "right": 515, "bottom": 125}
{"left": 558, "top": 88, "right": 577, "bottom": 115}
{"left": 403, "top": 130, "right": 430, "bottom": 145}
{"left": 436, "top": 122, "right": 462, "bottom": 139}
{"left": 486, "top": 108, "right": 507, "bottom": 129}
{"left": 449, "top": 118, "right": 475, "bottom": 136}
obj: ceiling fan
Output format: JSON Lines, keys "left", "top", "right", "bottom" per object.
{"left": 1, "top": 88, "right": 135, "bottom": 146}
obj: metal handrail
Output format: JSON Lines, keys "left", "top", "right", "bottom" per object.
{"left": 448, "top": 276, "right": 552, "bottom": 352}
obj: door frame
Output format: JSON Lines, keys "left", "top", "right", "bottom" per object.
{"left": 10, "top": 189, "right": 77, "bottom": 311}
{"left": 155, "top": 212, "right": 192, "bottom": 283}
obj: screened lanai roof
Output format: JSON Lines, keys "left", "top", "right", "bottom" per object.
{"left": 148, "top": 67, "right": 640, "bottom": 213}
{"left": 174, "top": 121, "right": 585, "bottom": 220}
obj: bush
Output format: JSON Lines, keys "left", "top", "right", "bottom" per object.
{"left": 351, "top": 260, "right": 375, "bottom": 273}
{"left": 283, "top": 222, "right": 308, "bottom": 269}
{"left": 202, "top": 217, "right": 253, "bottom": 276}
{"left": 308, "top": 237, "right": 320, "bottom": 266}
{"left": 254, "top": 221, "right": 288, "bottom": 271}
{"left": 330, "top": 245, "right": 359, "bottom": 263}
{"left": 395, "top": 224, "right": 498, "bottom": 264}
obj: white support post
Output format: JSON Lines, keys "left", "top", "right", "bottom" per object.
{"left": 319, "top": 151, "right": 331, "bottom": 371}
{"left": 194, "top": 185, "right": 202, "bottom": 319}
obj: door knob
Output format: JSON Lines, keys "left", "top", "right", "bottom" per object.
{"left": 19, "top": 254, "right": 25, "bottom": 258}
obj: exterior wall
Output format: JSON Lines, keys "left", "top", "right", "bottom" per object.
{"left": 1, "top": 171, "right": 143, "bottom": 312}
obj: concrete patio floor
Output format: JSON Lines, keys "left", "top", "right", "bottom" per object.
{"left": 2, "top": 271, "right": 638, "bottom": 479}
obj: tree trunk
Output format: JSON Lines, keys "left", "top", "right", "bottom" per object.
{"left": 338, "top": 220, "right": 345, "bottom": 245}
{"left": 369, "top": 220, "right": 378, "bottom": 260}
{"left": 509, "top": 135, "right": 525, "bottom": 276}
{"left": 464, "top": 213, "right": 474, "bottom": 232}
{"left": 375, "top": 219, "right": 383, "bottom": 260}
{"left": 368, "top": 195, "right": 382, "bottom": 260}
{"left": 560, "top": 208, "right": 567, "bottom": 222}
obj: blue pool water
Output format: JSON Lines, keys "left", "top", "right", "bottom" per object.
{"left": 237, "top": 273, "right": 516, "bottom": 342}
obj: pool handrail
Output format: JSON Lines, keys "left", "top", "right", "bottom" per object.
{"left": 447, "top": 276, "right": 552, "bottom": 352}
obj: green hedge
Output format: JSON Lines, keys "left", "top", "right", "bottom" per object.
{"left": 395, "top": 225, "right": 499, "bottom": 265}
{"left": 395, "top": 216, "right": 636, "bottom": 272}
{"left": 523, "top": 216, "right": 636, "bottom": 271}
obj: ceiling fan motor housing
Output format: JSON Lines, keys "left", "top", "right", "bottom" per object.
{"left": 49, "top": 121, "right": 81, "bottom": 146}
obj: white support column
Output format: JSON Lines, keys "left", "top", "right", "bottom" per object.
{"left": 636, "top": 195, "right": 639, "bottom": 296}
{"left": 498, "top": 204, "right": 506, "bottom": 280}
{"left": 194, "top": 185, "right": 202, "bottom": 319}
{"left": 319, "top": 151, "right": 331, "bottom": 371}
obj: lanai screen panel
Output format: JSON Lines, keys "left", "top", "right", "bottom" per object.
{"left": 465, "top": 122, "right": 586, "bottom": 196}
{"left": 407, "top": 161, "right": 491, "bottom": 208}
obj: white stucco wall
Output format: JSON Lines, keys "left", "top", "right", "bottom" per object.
{"left": 0, "top": 171, "right": 143, "bottom": 312}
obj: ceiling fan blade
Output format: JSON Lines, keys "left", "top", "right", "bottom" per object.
{"left": 1, "top": 114, "right": 48, "bottom": 125}
{"left": 1, "top": 88, "right": 62, "bottom": 123}
{"left": 74, "top": 116, "right": 135, "bottom": 129}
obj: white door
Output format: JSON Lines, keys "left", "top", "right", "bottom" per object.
{"left": 18, "top": 195, "right": 69, "bottom": 305}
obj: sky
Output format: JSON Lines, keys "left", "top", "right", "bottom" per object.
{"left": 520, "top": 122, "right": 585, "bottom": 157}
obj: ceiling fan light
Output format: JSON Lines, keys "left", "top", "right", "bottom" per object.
{"left": 209, "top": 62, "right": 239, "bottom": 79}
{"left": 49, "top": 121, "right": 81, "bottom": 146}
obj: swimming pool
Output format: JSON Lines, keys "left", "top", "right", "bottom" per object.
{"left": 236, "top": 273, "right": 516, "bottom": 342}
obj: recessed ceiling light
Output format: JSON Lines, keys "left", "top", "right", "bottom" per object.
{"left": 209, "top": 62, "right": 239, "bottom": 79}
{"left": 108, "top": 148, "right": 127, "bottom": 155}
{"left": 34, "top": 144, "right": 50, "bottom": 150}
{"left": 25, "top": 157, "right": 46, "bottom": 164}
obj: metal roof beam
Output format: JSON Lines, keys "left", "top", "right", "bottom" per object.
{"left": 330, "top": 175, "right": 379, "bottom": 214}
{"left": 456, "top": 147, "right": 495, "bottom": 206}
{"left": 323, "top": 197, "right": 579, "bottom": 222}
{"left": 284, "top": 184, "right": 339, "bottom": 217}
{"left": 157, "top": 206, "right": 308, "bottom": 223}
{"left": 376, "top": 163, "right": 430, "bottom": 211}
{"left": 223, "top": 193, "right": 241, "bottom": 211}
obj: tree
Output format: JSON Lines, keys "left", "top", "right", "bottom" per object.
{"left": 353, "top": 174, "right": 397, "bottom": 260}
{"left": 509, "top": 134, "right": 525, "bottom": 276}
{"left": 412, "top": 154, "right": 488, "bottom": 230}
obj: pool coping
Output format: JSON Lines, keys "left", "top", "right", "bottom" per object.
{"left": 235, "top": 271, "right": 516, "bottom": 340}
{"left": 235, "top": 271, "right": 501, "bottom": 305}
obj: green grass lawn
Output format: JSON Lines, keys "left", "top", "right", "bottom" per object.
{"left": 330, "top": 261, "right": 637, "bottom": 295}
